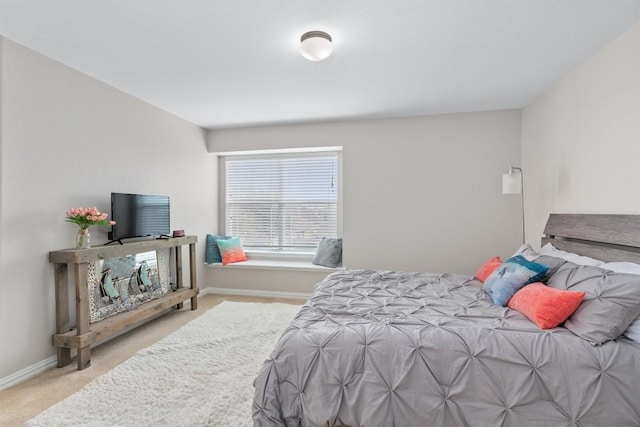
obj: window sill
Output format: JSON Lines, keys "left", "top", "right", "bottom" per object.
{"left": 206, "top": 259, "right": 344, "bottom": 273}
{"left": 244, "top": 250, "right": 315, "bottom": 261}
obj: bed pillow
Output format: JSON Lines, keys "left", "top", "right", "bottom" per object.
{"left": 508, "top": 282, "right": 585, "bottom": 329}
{"left": 512, "top": 243, "right": 539, "bottom": 261}
{"left": 206, "top": 234, "right": 230, "bottom": 264}
{"left": 312, "top": 238, "right": 342, "bottom": 268}
{"left": 216, "top": 237, "right": 247, "bottom": 265}
{"left": 532, "top": 255, "right": 568, "bottom": 282}
{"left": 474, "top": 256, "right": 502, "bottom": 283}
{"left": 600, "top": 261, "right": 640, "bottom": 343}
{"left": 547, "top": 262, "right": 640, "bottom": 345}
{"left": 600, "top": 262, "right": 640, "bottom": 275}
{"left": 483, "top": 256, "right": 549, "bottom": 306}
{"left": 600, "top": 262, "right": 640, "bottom": 342}
{"left": 539, "top": 243, "right": 603, "bottom": 267}
{"left": 624, "top": 318, "right": 640, "bottom": 343}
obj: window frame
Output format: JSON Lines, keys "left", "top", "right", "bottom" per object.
{"left": 218, "top": 147, "right": 343, "bottom": 260}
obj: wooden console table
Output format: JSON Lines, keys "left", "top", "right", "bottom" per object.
{"left": 49, "top": 236, "right": 199, "bottom": 370}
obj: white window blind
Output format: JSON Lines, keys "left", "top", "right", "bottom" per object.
{"left": 224, "top": 152, "right": 339, "bottom": 252}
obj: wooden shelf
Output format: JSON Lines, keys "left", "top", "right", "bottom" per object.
{"left": 49, "top": 236, "right": 199, "bottom": 370}
{"left": 50, "top": 236, "right": 197, "bottom": 264}
{"left": 53, "top": 288, "right": 198, "bottom": 349}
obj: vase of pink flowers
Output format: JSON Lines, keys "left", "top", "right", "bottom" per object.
{"left": 65, "top": 207, "right": 116, "bottom": 249}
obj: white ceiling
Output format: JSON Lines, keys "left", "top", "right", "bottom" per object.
{"left": 1, "top": 1, "right": 639, "bottom": 129}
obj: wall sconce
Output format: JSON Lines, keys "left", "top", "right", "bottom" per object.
{"left": 503, "top": 166, "right": 525, "bottom": 244}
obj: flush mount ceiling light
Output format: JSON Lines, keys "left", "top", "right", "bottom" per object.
{"left": 300, "top": 31, "right": 333, "bottom": 61}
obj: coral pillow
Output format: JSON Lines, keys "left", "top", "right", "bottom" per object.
{"left": 474, "top": 256, "right": 502, "bottom": 282}
{"left": 216, "top": 237, "right": 247, "bottom": 265}
{"left": 508, "top": 282, "right": 585, "bottom": 329}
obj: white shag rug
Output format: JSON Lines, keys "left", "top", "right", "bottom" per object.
{"left": 27, "top": 301, "right": 301, "bottom": 427}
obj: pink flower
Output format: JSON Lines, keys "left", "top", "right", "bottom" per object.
{"left": 109, "top": 221, "right": 116, "bottom": 225}
{"left": 66, "top": 206, "right": 113, "bottom": 229}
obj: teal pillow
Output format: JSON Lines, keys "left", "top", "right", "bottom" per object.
{"left": 482, "top": 255, "right": 548, "bottom": 306}
{"left": 206, "top": 234, "right": 230, "bottom": 264}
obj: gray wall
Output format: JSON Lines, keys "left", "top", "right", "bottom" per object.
{"left": 522, "top": 23, "right": 640, "bottom": 247}
{"left": 0, "top": 38, "right": 217, "bottom": 380}
{"left": 207, "top": 110, "right": 523, "bottom": 292}
{"left": 1, "top": 37, "right": 4, "bottom": 299}
{"left": 7, "top": 22, "right": 636, "bottom": 385}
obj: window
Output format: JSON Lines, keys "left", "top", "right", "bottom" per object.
{"left": 220, "top": 149, "right": 341, "bottom": 254}
{"left": 136, "top": 251, "right": 158, "bottom": 268}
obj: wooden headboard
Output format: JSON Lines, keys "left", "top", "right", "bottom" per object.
{"left": 542, "top": 214, "right": 640, "bottom": 264}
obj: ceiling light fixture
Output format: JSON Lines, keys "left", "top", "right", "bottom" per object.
{"left": 300, "top": 31, "right": 333, "bottom": 62}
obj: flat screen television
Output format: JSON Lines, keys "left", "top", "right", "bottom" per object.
{"left": 108, "top": 193, "right": 170, "bottom": 241}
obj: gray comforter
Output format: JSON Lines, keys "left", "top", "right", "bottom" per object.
{"left": 253, "top": 270, "right": 640, "bottom": 427}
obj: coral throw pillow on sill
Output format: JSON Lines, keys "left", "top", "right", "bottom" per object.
{"left": 216, "top": 237, "right": 247, "bottom": 265}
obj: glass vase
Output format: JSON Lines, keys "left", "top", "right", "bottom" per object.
{"left": 76, "top": 228, "right": 91, "bottom": 249}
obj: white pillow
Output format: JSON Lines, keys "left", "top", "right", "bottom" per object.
{"left": 538, "top": 243, "right": 604, "bottom": 267}
{"left": 624, "top": 319, "right": 640, "bottom": 343}
{"left": 600, "top": 262, "right": 640, "bottom": 275}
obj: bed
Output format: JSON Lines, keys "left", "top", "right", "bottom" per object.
{"left": 253, "top": 214, "right": 640, "bottom": 426}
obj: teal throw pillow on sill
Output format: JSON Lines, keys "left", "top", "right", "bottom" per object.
{"left": 206, "top": 234, "right": 230, "bottom": 264}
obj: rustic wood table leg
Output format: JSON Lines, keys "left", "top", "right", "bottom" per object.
{"left": 50, "top": 236, "right": 198, "bottom": 370}
{"left": 175, "top": 247, "right": 184, "bottom": 309}
{"left": 75, "top": 263, "right": 91, "bottom": 370}
{"left": 189, "top": 242, "right": 198, "bottom": 310}
{"left": 54, "top": 263, "right": 72, "bottom": 367}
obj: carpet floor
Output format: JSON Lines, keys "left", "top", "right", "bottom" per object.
{"left": 0, "top": 295, "right": 304, "bottom": 426}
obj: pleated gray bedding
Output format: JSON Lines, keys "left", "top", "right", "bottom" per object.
{"left": 253, "top": 270, "right": 640, "bottom": 427}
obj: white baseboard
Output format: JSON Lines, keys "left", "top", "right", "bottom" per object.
{"left": 1, "top": 290, "right": 308, "bottom": 391}
{"left": 200, "top": 287, "right": 311, "bottom": 300}
{"left": 0, "top": 355, "right": 58, "bottom": 391}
